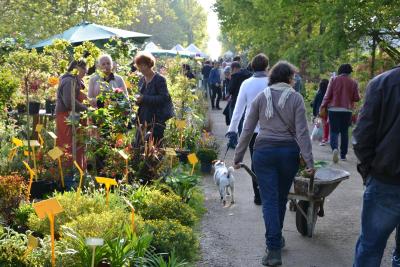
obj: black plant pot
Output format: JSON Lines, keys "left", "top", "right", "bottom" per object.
{"left": 16, "top": 104, "right": 26, "bottom": 114}
{"left": 28, "top": 101, "right": 40, "bottom": 115}
{"left": 30, "top": 180, "right": 56, "bottom": 199}
{"left": 200, "top": 160, "right": 213, "bottom": 173}
{"left": 45, "top": 99, "right": 56, "bottom": 114}
{"left": 176, "top": 149, "right": 190, "bottom": 164}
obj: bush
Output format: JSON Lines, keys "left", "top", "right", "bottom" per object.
{"left": 145, "top": 219, "right": 198, "bottom": 262}
{"left": 196, "top": 148, "right": 218, "bottom": 163}
{"left": 165, "top": 171, "right": 200, "bottom": 203}
{"left": 14, "top": 202, "right": 35, "bottom": 227}
{"left": 0, "top": 174, "right": 26, "bottom": 224}
{"left": 0, "top": 68, "right": 20, "bottom": 110}
{"left": 136, "top": 190, "right": 197, "bottom": 227}
{"left": 27, "top": 190, "right": 126, "bottom": 235}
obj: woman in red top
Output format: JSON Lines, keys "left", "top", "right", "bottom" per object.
{"left": 320, "top": 64, "right": 360, "bottom": 162}
{"left": 55, "top": 60, "right": 88, "bottom": 189}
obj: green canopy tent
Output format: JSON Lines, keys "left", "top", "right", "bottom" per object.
{"left": 31, "top": 21, "right": 151, "bottom": 49}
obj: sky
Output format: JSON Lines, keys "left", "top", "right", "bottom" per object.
{"left": 198, "top": 0, "right": 222, "bottom": 60}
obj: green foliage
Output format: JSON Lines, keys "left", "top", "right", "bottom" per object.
{"left": 0, "top": 174, "right": 26, "bottom": 224}
{"left": 0, "top": 227, "right": 33, "bottom": 266}
{"left": 164, "top": 119, "right": 202, "bottom": 152}
{"left": 0, "top": 68, "right": 20, "bottom": 110}
{"left": 215, "top": 0, "right": 400, "bottom": 80}
{"left": 145, "top": 219, "right": 198, "bottom": 262}
{"left": 144, "top": 250, "right": 190, "bottom": 267}
{"left": 135, "top": 190, "right": 197, "bottom": 227}
{"left": 14, "top": 202, "right": 35, "bottom": 227}
{"left": 27, "top": 190, "right": 126, "bottom": 236}
{"left": 196, "top": 148, "right": 218, "bottom": 163}
{"left": 165, "top": 169, "right": 201, "bottom": 203}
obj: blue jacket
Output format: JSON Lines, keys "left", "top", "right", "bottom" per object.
{"left": 208, "top": 68, "right": 221, "bottom": 85}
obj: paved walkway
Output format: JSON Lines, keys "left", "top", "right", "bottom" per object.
{"left": 197, "top": 103, "right": 394, "bottom": 267}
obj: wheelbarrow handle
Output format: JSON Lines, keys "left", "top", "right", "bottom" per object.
{"left": 239, "top": 163, "right": 258, "bottom": 182}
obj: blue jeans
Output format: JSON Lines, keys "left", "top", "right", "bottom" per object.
{"left": 328, "top": 110, "right": 352, "bottom": 158}
{"left": 253, "top": 145, "right": 300, "bottom": 250}
{"left": 354, "top": 177, "right": 400, "bottom": 267}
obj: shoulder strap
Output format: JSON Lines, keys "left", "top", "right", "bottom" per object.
{"left": 270, "top": 94, "right": 296, "bottom": 138}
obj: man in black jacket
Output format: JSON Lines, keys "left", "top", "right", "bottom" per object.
{"left": 228, "top": 61, "right": 252, "bottom": 122}
{"left": 353, "top": 66, "right": 400, "bottom": 267}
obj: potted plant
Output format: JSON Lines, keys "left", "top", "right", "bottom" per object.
{"left": 197, "top": 148, "right": 218, "bottom": 173}
{"left": 196, "top": 131, "right": 219, "bottom": 173}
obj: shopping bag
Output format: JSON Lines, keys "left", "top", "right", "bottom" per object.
{"left": 311, "top": 119, "right": 323, "bottom": 142}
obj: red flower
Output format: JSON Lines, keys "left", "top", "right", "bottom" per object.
{"left": 113, "top": 88, "right": 124, "bottom": 94}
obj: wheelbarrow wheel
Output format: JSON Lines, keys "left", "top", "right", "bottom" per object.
{"left": 296, "top": 200, "right": 318, "bottom": 237}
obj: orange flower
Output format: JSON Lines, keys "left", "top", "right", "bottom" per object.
{"left": 48, "top": 77, "right": 59, "bottom": 87}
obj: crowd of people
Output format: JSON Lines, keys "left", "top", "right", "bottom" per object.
{"left": 202, "top": 54, "right": 400, "bottom": 267}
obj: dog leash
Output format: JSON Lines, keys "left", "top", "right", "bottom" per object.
{"left": 223, "top": 144, "right": 230, "bottom": 161}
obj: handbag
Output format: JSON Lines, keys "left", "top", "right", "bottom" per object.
{"left": 270, "top": 97, "right": 306, "bottom": 168}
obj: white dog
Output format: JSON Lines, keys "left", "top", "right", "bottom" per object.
{"left": 213, "top": 160, "right": 235, "bottom": 205}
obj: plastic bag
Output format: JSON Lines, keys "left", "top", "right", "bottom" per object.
{"left": 311, "top": 119, "right": 323, "bottom": 142}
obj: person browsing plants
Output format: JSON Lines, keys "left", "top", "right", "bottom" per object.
{"left": 233, "top": 61, "right": 314, "bottom": 266}
{"left": 133, "top": 52, "right": 174, "bottom": 147}
{"left": 88, "top": 54, "right": 128, "bottom": 108}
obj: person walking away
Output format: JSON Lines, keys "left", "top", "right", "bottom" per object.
{"left": 228, "top": 61, "right": 252, "bottom": 118}
{"left": 209, "top": 62, "right": 222, "bottom": 110}
{"left": 201, "top": 61, "right": 212, "bottom": 97}
{"left": 312, "top": 79, "right": 329, "bottom": 145}
{"left": 233, "top": 61, "right": 314, "bottom": 266}
{"left": 293, "top": 72, "right": 304, "bottom": 95}
{"left": 133, "top": 52, "right": 174, "bottom": 146}
{"left": 353, "top": 65, "right": 400, "bottom": 267}
{"left": 227, "top": 53, "right": 269, "bottom": 205}
{"left": 320, "top": 64, "right": 360, "bottom": 163}
{"left": 55, "top": 60, "right": 88, "bottom": 189}
{"left": 222, "top": 66, "right": 231, "bottom": 100}
{"left": 88, "top": 54, "right": 128, "bottom": 108}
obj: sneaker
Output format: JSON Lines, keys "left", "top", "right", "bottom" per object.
{"left": 333, "top": 149, "right": 339, "bottom": 164}
{"left": 319, "top": 142, "right": 326, "bottom": 146}
{"left": 262, "top": 249, "right": 282, "bottom": 266}
{"left": 340, "top": 157, "right": 347, "bottom": 161}
{"left": 392, "top": 250, "right": 400, "bottom": 267}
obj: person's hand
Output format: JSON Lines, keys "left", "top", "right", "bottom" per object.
{"left": 305, "top": 168, "right": 316, "bottom": 177}
{"left": 225, "top": 132, "right": 238, "bottom": 149}
{"left": 136, "top": 94, "right": 143, "bottom": 104}
{"left": 233, "top": 163, "right": 241, "bottom": 169}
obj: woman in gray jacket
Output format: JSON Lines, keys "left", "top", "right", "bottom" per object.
{"left": 234, "top": 61, "right": 314, "bottom": 266}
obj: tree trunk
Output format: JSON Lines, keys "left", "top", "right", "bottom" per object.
{"left": 370, "top": 34, "right": 377, "bottom": 79}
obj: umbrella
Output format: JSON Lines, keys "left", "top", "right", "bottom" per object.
{"left": 31, "top": 21, "right": 151, "bottom": 48}
{"left": 143, "top": 42, "right": 179, "bottom": 57}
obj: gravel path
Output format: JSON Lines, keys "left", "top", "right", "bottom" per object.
{"left": 197, "top": 105, "right": 395, "bottom": 267}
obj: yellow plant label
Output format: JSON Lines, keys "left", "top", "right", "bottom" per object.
{"left": 165, "top": 148, "right": 177, "bottom": 157}
{"left": 118, "top": 150, "right": 129, "bottom": 160}
{"left": 96, "top": 177, "right": 118, "bottom": 187}
{"left": 48, "top": 147, "right": 63, "bottom": 160}
{"left": 22, "top": 161, "right": 35, "bottom": 176}
{"left": 27, "top": 235, "right": 39, "bottom": 249}
{"left": 48, "top": 132, "right": 57, "bottom": 140}
{"left": 23, "top": 140, "right": 40, "bottom": 147}
{"left": 187, "top": 153, "right": 199, "bottom": 165}
{"left": 12, "top": 137, "right": 23, "bottom": 147}
{"left": 33, "top": 198, "right": 63, "bottom": 220}
{"left": 35, "top": 124, "right": 43, "bottom": 133}
{"left": 175, "top": 120, "right": 186, "bottom": 130}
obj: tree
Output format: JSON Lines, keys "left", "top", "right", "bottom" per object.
{"left": 0, "top": 0, "right": 141, "bottom": 43}
{"left": 215, "top": 0, "right": 400, "bottom": 80}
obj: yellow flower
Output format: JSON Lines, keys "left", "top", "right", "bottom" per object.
{"left": 125, "top": 80, "right": 132, "bottom": 89}
{"left": 48, "top": 77, "right": 59, "bottom": 87}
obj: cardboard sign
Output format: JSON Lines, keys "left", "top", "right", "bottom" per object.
{"left": 175, "top": 120, "right": 186, "bottom": 129}
{"left": 118, "top": 150, "right": 129, "bottom": 160}
{"left": 35, "top": 124, "right": 43, "bottom": 133}
{"left": 187, "top": 153, "right": 199, "bottom": 165}
{"left": 23, "top": 140, "right": 40, "bottom": 147}
{"left": 48, "top": 132, "right": 57, "bottom": 140}
{"left": 33, "top": 198, "right": 63, "bottom": 219}
{"left": 165, "top": 148, "right": 177, "bottom": 157}
{"left": 48, "top": 147, "right": 64, "bottom": 160}
{"left": 86, "top": 238, "right": 104, "bottom": 246}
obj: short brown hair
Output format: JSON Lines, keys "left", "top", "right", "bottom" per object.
{"left": 134, "top": 52, "right": 156, "bottom": 68}
{"left": 251, "top": 53, "right": 269, "bottom": 72}
{"left": 268, "top": 61, "right": 298, "bottom": 86}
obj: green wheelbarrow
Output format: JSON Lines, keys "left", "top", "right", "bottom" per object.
{"left": 239, "top": 164, "right": 350, "bottom": 238}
